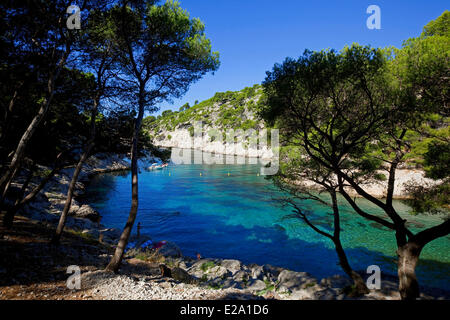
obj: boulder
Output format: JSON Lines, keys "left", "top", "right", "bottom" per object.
{"left": 277, "top": 270, "right": 316, "bottom": 293}
{"left": 207, "top": 266, "right": 231, "bottom": 279}
{"left": 99, "top": 228, "right": 122, "bottom": 243}
{"left": 263, "top": 264, "right": 284, "bottom": 280}
{"left": 157, "top": 241, "right": 182, "bottom": 258}
{"left": 250, "top": 265, "right": 264, "bottom": 280}
{"left": 159, "top": 264, "right": 198, "bottom": 284}
{"left": 221, "top": 259, "right": 242, "bottom": 274}
{"left": 232, "top": 270, "right": 250, "bottom": 286}
{"left": 73, "top": 205, "right": 101, "bottom": 222}
{"left": 246, "top": 279, "right": 267, "bottom": 292}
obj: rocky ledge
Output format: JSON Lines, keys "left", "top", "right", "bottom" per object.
{"left": 78, "top": 241, "right": 449, "bottom": 300}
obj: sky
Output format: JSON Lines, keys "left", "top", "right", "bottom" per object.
{"left": 153, "top": 0, "right": 449, "bottom": 115}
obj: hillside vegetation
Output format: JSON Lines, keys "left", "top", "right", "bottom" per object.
{"left": 143, "top": 84, "right": 266, "bottom": 141}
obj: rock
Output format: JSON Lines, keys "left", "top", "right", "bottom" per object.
{"left": 73, "top": 205, "right": 101, "bottom": 222}
{"left": 250, "top": 265, "right": 264, "bottom": 280}
{"left": 313, "top": 288, "right": 338, "bottom": 300}
{"left": 188, "top": 259, "right": 217, "bottom": 276}
{"left": 99, "top": 228, "right": 121, "bottom": 243}
{"left": 158, "top": 241, "right": 182, "bottom": 258}
{"left": 320, "top": 275, "right": 352, "bottom": 289}
{"left": 263, "top": 264, "right": 284, "bottom": 280}
{"left": 232, "top": 270, "right": 250, "bottom": 286}
{"left": 220, "top": 259, "right": 242, "bottom": 274}
{"left": 208, "top": 266, "right": 231, "bottom": 279}
{"left": 220, "top": 278, "right": 241, "bottom": 289}
{"left": 277, "top": 270, "right": 316, "bottom": 293}
{"left": 246, "top": 280, "right": 267, "bottom": 292}
{"left": 288, "top": 289, "right": 314, "bottom": 300}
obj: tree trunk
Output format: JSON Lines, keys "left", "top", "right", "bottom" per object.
{"left": 2, "top": 163, "right": 35, "bottom": 228}
{"left": 0, "top": 166, "right": 19, "bottom": 206}
{"left": 0, "top": 53, "right": 67, "bottom": 205}
{"left": 329, "top": 189, "right": 369, "bottom": 296}
{"left": 50, "top": 149, "right": 92, "bottom": 245}
{"left": 334, "top": 240, "right": 370, "bottom": 296}
{"left": 105, "top": 97, "right": 145, "bottom": 273}
{"left": 51, "top": 98, "right": 99, "bottom": 245}
{"left": 397, "top": 242, "right": 422, "bottom": 300}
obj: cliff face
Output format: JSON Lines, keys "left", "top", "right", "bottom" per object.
{"left": 145, "top": 85, "right": 275, "bottom": 159}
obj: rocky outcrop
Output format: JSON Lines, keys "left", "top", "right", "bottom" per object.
{"left": 148, "top": 86, "right": 275, "bottom": 160}
{"left": 103, "top": 243, "right": 449, "bottom": 300}
{"left": 153, "top": 127, "right": 274, "bottom": 160}
{"left": 17, "top": 153, "right": 131, "bottom": 244}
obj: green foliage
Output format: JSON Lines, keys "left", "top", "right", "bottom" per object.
{"left": 179, "top": 103, "right": 190, "bottom": 112}
{"left": 143, "top": 84, "right": 264, "bottom": 139}
{"left": 405, "top": 180, "right": 450, "bottom": 214}
{"left": 208, "top": 283, "right": 224, "bottom": 290}
{"left": 142, "top": 116, "right": 156, "bottom": 127}
{"left": 188, "top": 126, "right": 195, "bottom": 137}
{"left": 422, "top": 10, "right": 449, "bottom": 37}
{"left": 257, "top": 280, "right": 275, "bottom": 296}
{"left": 262, "top": 25, "right": 449, "bottom": 215}
{"left": 162, "top": 110, "right": 174, "bottom": 117}
{"left": 200, "top": 261, "right": 216, "bottom": 272}
{"left": 260, "top": 44, "right": 393, "bottom": 171}
{"left": 390, "top": 26, "right": 449, "bottom": 117}
{"left": 423, "top": 140, "right": 450, "bottom": 180}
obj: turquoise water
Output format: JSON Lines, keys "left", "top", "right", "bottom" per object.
{"left": 84, "top": 160, "right": 450, "bottom": 290}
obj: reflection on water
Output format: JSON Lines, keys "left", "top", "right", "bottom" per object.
{"left": 84, "top": 157, "right": 450, "bottom": 291}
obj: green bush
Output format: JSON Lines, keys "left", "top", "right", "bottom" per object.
{"left": 201, "top": 261, "right": 216, "bottom": 272}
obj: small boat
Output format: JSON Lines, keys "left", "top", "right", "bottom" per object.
{"left": 147, "top": 163, "right": 168, "bottom": 170}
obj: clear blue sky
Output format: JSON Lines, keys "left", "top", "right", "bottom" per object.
{"left": 153, "top": 0, "right": 448, "bottom": 115}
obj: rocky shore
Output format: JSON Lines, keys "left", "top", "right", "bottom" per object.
{"left": 9, "top": 153, "right": 132, "bottom": 244}
{"left": 154, "top": 128, "right": 274, "bottom": 159}
{"left": 296, "top": 167, "right": 440, "bottom": 200}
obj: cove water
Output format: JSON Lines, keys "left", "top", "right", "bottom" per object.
{"left": 84, "top": 158, "right": 450, "bottom": 291}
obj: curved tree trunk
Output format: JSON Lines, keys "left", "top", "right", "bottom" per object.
{"left": 51, "top": 99, "right": 99, "bottom": 245}
{"left": 50, "top": 148, "right": 92, "bottom": 244}
{"left": 334, "top": 240, "right": 369, "bottom": 296}
{"left": 397, "top": 242, "right": 422, "bottom": 300}
{"left": 106, "top": 96, "right": 145, "bottom": 273}
{"left": 0, "top": 166, "right": 19, "bottom": 207}
{"left": 2, "top": 163, "right": 35, "bottom": 228}
{"left": 329, "top": 188, "right": 369, "bottom": 296}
